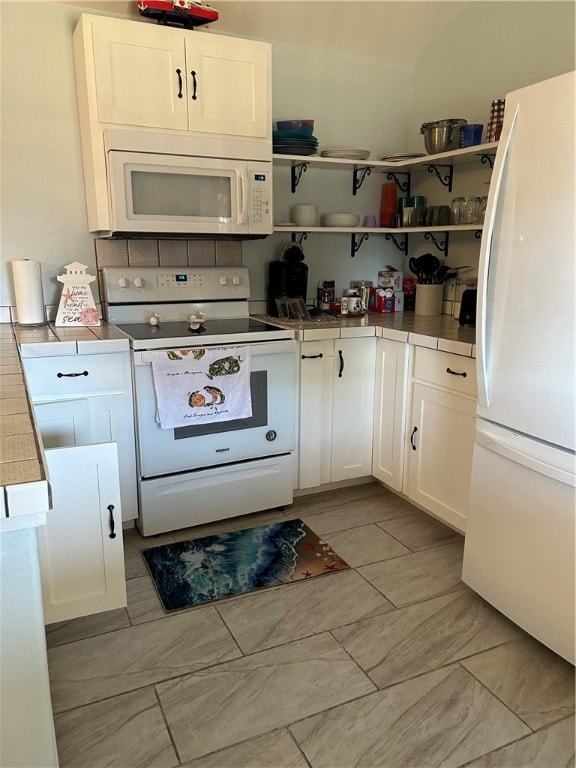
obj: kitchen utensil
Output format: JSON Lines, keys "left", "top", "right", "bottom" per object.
{"left": 408, "top": 257, "right": 423, "bottom": 282}
{"left": 415, "top": 253, "right": 441, "bottom": 283}
{"left": 420, "top": 119, "right": 468, "bottom": 154}
{"left": 459, "top": 123, "right": 484, "bottom": 147}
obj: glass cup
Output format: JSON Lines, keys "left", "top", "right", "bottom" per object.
{"left": 461, "top": 196, "right": 480, "bottom": 224}
{"left": 477, "top": 196, "right": 488, "bottom": 224}
{"left": 450, "top": 197, "right": 465, "bottom": 225}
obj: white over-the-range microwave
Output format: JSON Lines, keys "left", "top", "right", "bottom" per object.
{"left": 84, "top": 129, "right": 273, "bottom": 238}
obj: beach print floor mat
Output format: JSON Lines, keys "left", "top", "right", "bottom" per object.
{"left": 141, "top": 518, "right": 349, "bottom": 611}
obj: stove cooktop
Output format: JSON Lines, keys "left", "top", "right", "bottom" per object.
{"left": 115, "top": 317, "right": 295, "bottom": 350}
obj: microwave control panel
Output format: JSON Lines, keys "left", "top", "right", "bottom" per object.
{"left": 248, "top": 167, "right": 272, "bottom": 232}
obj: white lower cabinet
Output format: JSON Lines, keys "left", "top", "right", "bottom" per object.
{"left": 372, "top": 338, "right": 409, "bottom": 492}
{"left": 297, "top": 337, "right": 375, "bottom": 489}
{"left": 39, "top": 443, "right": 126, "bottom": 624}
{"left": 404, "top": 347, "right": 477, "bottom": 532}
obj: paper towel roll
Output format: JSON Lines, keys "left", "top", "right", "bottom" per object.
{"left": 11, "top": 260, "right": 45, "bottom": 325}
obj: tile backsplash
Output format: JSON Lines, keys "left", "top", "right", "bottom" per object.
{"left": 95, "top": 239, "right": 243, "bottom": 269}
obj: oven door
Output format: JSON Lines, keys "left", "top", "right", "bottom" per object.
{"left": 133, "top": 340, "right": 296, "bottom": 477}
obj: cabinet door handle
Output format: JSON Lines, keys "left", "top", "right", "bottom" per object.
{"left": 107, "top": 504, "right": 117, "bottom": 539}
{"left": 337, "top": 349, "right": 344, "bottom": 378}
{"left": 301, "top": 353, "right": 323, "bottom": 359}
{"left": 446, "top": 367, "right": 467, "bottom": 377}
{"left": 190, "top": 70, "right": 198, "bottom": 100}
{"left": 57, "top": 370, "right": 89, "bottom": 378}
{"left": 176, "top": 68, "right": 183, "bottom": 98}
{"left": 410, "top": 426, "right": 418, "bottom": 451}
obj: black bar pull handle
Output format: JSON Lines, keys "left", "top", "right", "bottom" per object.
{"left": 301, "top": 353, "right": 324, "bottom": 359}
{"left": 190, "top": 70, "right": 198, "bottom": 100}
{"left": 410, "top": 426, "right": 418, "bottom": 451}
{"left": 446, "top": 367, "right": 467, "bottom": 377}
{"left": 57, "top": 371, "right": 89, "bottom": 378}
{"left": 338, "top": 350, "right": 344, "bottom": 378}
{"left": 107, "top": 505, "right": 117, "bottom": 539}
{"left": 176, "top": 68, "right": 183, "bottom": 98}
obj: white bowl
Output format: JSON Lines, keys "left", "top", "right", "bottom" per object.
{"left": 321, "top": 213, "right": 360, "bottom": 227}
{"left": 291, "top": 204, "right": 318, "bottom": 227}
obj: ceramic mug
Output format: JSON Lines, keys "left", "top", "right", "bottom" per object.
{"left": 347, "top": 296, "right": 364, "bottom": 314}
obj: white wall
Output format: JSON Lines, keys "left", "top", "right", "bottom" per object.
{"left": 409, "top": 1, "right": 575, "bottom": 146}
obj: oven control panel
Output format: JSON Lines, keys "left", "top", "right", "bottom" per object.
{"left": 101, "top": 267, "right": 250, "bottom": 304}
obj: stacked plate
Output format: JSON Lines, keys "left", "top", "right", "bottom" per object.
{"left": 380, "top": 152, "right": 426, "bottom": 162}
{"left": 321, "top": 149, "right": 370, "bottom": 160}
{"left": 273, "top": 130, "right": 319, "bottom": 156}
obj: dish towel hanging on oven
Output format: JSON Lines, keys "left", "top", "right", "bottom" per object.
{"left": 149, "top": 346, "right": 252, "bottom": 429}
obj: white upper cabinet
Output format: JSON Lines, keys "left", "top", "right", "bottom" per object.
{"left": 78, "top": 14, "right": 271, "bottom": 139}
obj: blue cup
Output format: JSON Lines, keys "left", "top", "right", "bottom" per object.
{"left": 459, "top": 123, "right": 484, "bottom": 148}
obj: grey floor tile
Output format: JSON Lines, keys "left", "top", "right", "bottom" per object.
{"left": 333, "top": 590, "right": 522, "bottom": 689}
{"left": 301, "top": 495, "right": 417, "bottom": 538}
{"left": 323, "top": 523, "right": 410, "bottom": 567}
{"left": 463, "top": 714, "right": 575, "bottom": 768}
{"left": 45, "top": 608, "right": 130, "bottom": 648}
{"left": 378, "top": 511, "right": 462, "bottom": 551}
{"left": 54, "top": 687, "right": 178, "bottom": 768}
{"left": 461, "top": 636, "right": 576, "bottom": 730}
{"left": 126, "top": 574, "right": 167, "bottom": 625}
{"left": 181, "top": 729, "right": 309, "bottom": 768}
{"left": 124, "top": 528, "right": 177, "bottom": 580}
{"left": 156, "top": 632, "right": 375, "bottom": 763}
{"left": 48, "top": 608, "right": 241, "bottom": 713}
{"left": 217, "top": 570, "right": 394, "bottom": 654}
{"left": 290, "top": 664, "right": 531, "bottom": 768}
{"left": 359, "top": 540, "right": 465, "bottom": 606}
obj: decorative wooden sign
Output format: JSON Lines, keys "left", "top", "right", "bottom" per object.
{"left": 55, "top": 262, "right": 101, "bottom": 326}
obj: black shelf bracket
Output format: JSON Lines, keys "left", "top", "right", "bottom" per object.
{"left": 353, "top": 166, "right": 372, "bottom": 196}
{"left": 480, "top": 153, "right": 495, "bottom": 169}
{"left": 384, "top": 232, "right": 408, "bottom": 256}
{"left": 426, "top": 164, "right": 454, "bottom": 192}
{"left": 475, "top": 229, "right": 482, "bottom": 239}
{"left": 351, "top": 232, "right": 370, "bottom": 258}
{"left": 290, "top": 231, "right": 308, "bottom": 246}
{"left": 291, "top": 163, "right": 308, "bottom": 193}
{"left": 424, "top": 230, "right": 450, "bottom": 256}
{"left": 386, "top": 171, "right": 411, "bottom": 196}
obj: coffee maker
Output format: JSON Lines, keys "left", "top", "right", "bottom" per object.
{"left": 267, "top": 242, "right": 308, "bottom": 316}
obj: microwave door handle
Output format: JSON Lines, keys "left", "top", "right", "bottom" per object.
{"left": 238, "top": 167, "right": 248, "bottom": 224}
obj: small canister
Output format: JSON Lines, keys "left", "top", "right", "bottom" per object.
{"left": 453, "top": 277, "right": 477, "bottom": 318}
{"left": 340, "top": 296, "right": 349, "bottom": 315}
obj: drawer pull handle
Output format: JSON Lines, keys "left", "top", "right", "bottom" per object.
{"left": 301, "top": 353, "right": 323, "bottom": 359}
{"left": 338, "top": 350, "right": 344, "bottom": 378}
{"left": 190, "top": 70, "right": 198, "bottom": 100}
{"left": 107, "top": 504, "right": 117, "bottom": 539}
{"left": 57, "top": 371, "right": 89, "bottom": 378}
{"left": 176, "top": 68, "right": 183, "bottom": 98}
{"left": 410, "top": 426, "right": 418, "bottom": 451}
{"left": 446, "top": 367, "right": 467, "bottom": 377}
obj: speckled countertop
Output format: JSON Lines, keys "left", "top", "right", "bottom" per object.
{"left": 0, "top": 322, "right": 129, "bottom": 526}
{"left": 258, "top": 311, "right": 477, "bottom": 357}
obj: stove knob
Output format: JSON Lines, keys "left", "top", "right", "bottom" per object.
{"left": 218, "top": 275, "right": 228, "bottom": 286}
{"left": 232, "top": 274, "right": 241, "bottom": 286}
{"left": 133, "top": 276, "right": 144, "bottom": 288}
{"left": 117, "top": 277, "right": 129, "bottom": 288}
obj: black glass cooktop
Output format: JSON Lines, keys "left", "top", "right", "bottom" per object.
{"left": 116, "top": 317, "right": 281, "bottom": 341}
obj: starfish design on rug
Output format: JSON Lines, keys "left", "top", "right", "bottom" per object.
{"left": 303, "top": 543, "right": 316, "bottom": 551}
{"left": 302, "top": 571, "right": 312, "bottom": 578}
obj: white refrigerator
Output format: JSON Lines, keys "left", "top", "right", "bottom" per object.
{"left": 462, "top": 71, "right": 575, "bottom": 664}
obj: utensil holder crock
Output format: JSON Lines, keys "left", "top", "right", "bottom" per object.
{"left": 415, "top": 284, "right": 443, "bottom": 316}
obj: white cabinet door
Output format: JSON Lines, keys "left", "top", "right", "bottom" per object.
{"left": 185, "top": 34, "right": 270, "bottom": 138}
{"left": 34, "top": 399, "right": 91, "bottom": 450}
{"left": 91, "top": 18, "right": 188, "bottom": 130}
{"left": 405, "top": 381, "right": 476, "bottom": 532}
{"left": 87, "top": 17, "right": 270, "bottom": 137}
{"left": 372, "top": 338, "right": 409, "bottom": 491}
{"left": 39, "top": 443, "right": 126, "bottom": 624}
{"left": 298, "top": 341, "right": 334, "bottom": 489}
{"left": 331, "top": 338, "right": 376, "bottom": 482}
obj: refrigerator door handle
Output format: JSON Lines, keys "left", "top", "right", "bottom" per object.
{"left": 476, "top": 105, "right": 520, "bottom": 408}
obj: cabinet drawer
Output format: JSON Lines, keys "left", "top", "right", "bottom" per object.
{"left": 413, "top": 347, "right": 477, "bottom": 397}
{"left": 299, "top": 341, "right": 334, "bottom": 360}
{"left": 24, "top": 354, "right": 128, "bottom": 399}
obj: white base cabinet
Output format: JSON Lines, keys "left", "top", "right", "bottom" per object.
{"left": 39, "top": 443, "right": 126, "bottom": 624}
{"left": 404, "top": 347, "right": 477, "bottom": 532}
{"left": 372, "top": 338, "right": 409, "bottom": 492}
{"left": 297, "top": 337, "right": 375, "bottom": 489}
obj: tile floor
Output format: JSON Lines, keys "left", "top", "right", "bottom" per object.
{"left": 46, "top": 482, "right": 575, "bottom": 768}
